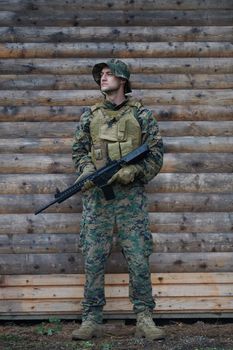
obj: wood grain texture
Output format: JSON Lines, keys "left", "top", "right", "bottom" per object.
{"left": 1, "top": 42, "right": 233, "bottom": 59}
{"left": 1, "top": 58, "right": 233, "bottom": 74}
{"left": 1, "top": 173, "right": 233, "bottom": 194}
{"left": 0, "top": 0, "right": 232, "bottom": 318}
{"left": 0, "top": 232, "right": 232, "bottom": 254}
{"left": 1, "top": 10, "right": 233, "bottom": 26}
{"left": 0, "top": 272, "right": 233, "bottom": 315}
{"left": 1, "top": 26, "right": 232, "bottom": 43}
{"left": 1, "top": 74, "right": 233, "bottom": 90}
{"left": 0, "top": 212, "right": 232, "bottom": 235}
{"left": 1, "top": 0, "right": 233, "bottom": 11}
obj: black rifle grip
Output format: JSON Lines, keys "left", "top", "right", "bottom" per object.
{"left": 101, "top": 184, "right": 115, "bottom": 200}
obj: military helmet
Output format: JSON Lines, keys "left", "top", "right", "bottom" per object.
{"left": 92, "top": 58, "right": 132, "bottom": 94}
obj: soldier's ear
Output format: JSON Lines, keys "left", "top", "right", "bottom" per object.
{"left": 120, "top": 78, "right": 126, "bottom": 87}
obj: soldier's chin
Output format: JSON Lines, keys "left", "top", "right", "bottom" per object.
{"left": 101, "top": 86, "right": 110, "bottom": 92}
{"left": 101, "top": 87, "right": 116, "bottom": 94}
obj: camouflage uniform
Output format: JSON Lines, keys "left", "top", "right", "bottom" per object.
{"left": 72, "top": 97, "right": 163, "bottom": 324}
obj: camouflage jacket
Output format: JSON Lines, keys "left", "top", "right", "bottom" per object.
{"left": 72, "top": 98, "right": 163, "bottom": 184}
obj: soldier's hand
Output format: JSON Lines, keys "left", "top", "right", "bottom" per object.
{"left": 75, "top": 163, "right": 96, "bottom": 191}
{"left": 108, "top": 165, "right": 141, "bottom": 185}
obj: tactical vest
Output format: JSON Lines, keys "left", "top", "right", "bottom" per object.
{"left": 89, "top": 99, "right": 142, "bottom": 169}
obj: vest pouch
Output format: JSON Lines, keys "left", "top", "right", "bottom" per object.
{"left": 108, "top": 139, "right": 134, "bottom": 160}
{"left": 99, "top": 123, "right": 118, "bottom": 142}
{"left": 117, "top": 118, "right": 126, "bottom": 142}
{"left": 99, "top": 120, "right": 127, "bottom": 143}
{"left": 119, "top": 139, "right": 134, "bottom": 157}
{"left": 91, "top": 143, "right": 106, "bottom": 169}
{"left": 107, "top": 142, "right": 121, "bottom": 160}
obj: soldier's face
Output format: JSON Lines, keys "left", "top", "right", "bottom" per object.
{"left": 100, "top": 67, "right": 124, "bottom": 93}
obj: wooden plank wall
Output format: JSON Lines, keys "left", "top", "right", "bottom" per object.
{"left": 0, "top": 0, "right": 233, "bottom": 318}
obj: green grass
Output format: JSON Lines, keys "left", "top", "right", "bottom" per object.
{"left": 0, "top": 334, "right": 23, "bottom": 342}
{"left": 35, "top": 317, "right": 62, "bottom": 336}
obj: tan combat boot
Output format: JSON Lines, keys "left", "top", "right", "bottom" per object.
{"left": 72, "top": 320, "right": 103, "bottom": 340}
{"left": 135, "top": 310, "right": 165, "bottom": 341}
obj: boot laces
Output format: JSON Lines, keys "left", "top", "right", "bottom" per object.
{"left": 82, "top": 320, "right": 97, "bottom": 329}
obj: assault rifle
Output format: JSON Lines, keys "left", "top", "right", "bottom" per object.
{"left": 35, "top": 143, "right": 150, "bottom": 215}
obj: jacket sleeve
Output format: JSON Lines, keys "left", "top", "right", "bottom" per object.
{"left": 72, "top": 109, "right": 94, "bottom": 174}
{"left": 136, "top": 107, "right": 164, "bottom": 183}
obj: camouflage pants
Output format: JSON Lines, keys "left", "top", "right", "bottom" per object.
{"left": 79, "top": 183, "right": 155, "bottom": 323}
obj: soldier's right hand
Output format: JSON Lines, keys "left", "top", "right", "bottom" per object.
{"left": 74, "top": 163, "right": 96, "bottom": 191}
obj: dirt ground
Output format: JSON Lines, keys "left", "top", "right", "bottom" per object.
{"left": 0, "top": 318, "right": 233, "bottom": 350}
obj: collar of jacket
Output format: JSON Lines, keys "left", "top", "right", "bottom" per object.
{"left": 103, "top": 98, "right": 128, "bottom": 111}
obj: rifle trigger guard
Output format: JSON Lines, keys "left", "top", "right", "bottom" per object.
{"left": 54, "top": 188, "right": 61, "bottom": 198}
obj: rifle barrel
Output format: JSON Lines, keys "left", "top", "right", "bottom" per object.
{"left": 35, "top": 198, "right": 58, "bottom": 215}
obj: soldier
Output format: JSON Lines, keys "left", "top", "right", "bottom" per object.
{"left": 71, "top": 59, "right": 165, "bottom": 341}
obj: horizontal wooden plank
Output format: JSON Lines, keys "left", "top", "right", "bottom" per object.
{"left": 0, "top": 174, "right": 78, "bottom": 194}
{"left": 0, "top": 299, "right": 83, "bottom": 313}
{"left": 154, "top": 105, "right": 233, "bottom": 121}
{"left": 0, "top": 213, "right": 83, "bottom": 235}
{"left": 0, "top": 233, "right": 82, "bottom": 254}
{"left": 0, "top": 285, "right": 84, "bottom": 300}
{"left": 156, "top": 297, "right": 233, "bottom": 312}
{"left": 0, "top": 274, "right": 87, "bottom": 287}
{"left": 154, "top": 272, "right": 233, "bottom": 285}
{"left": 1, "top": 10, "right": 232, "bottom": 26}
{"left": 1, "top": 173, "right": 232, "bottom": 194}
{"left": 0, "top": 253, "right": 84, "bottom": 274}
{"left": 0, "top": 138, "right": 73, "bottom": 153}
{"left": 0, "top": 232, "right": 232, "bottom": 254}
{"left": 0, "top": 58, "right": 232, "bottom": 74}
{"left": 0, "top": 296, "right": 233, "bottom": 314}
{"left": 0, "top": 194, "right": 82, "bottom": 213}
{"left": 1, "top": 122, "right": 232, "bottom": 138}
{"left": 2, "top": 272, "right": 233, "bottom": 287}
{"left": 163, "top": 153, "right": 233, "bottom": 173}
{"left": 1, "top": 42, "right": 233, "bottom": 59}
{"left": 164, "top": 136, "right": 233, "bottom": 152}
{"left": 1, "top": 74, "right": 233, "bottom": 90}
{"left": 0, "top": 212, "right": 232, "bottom": 235}
{"left": 0, "top": 26, "right": 232, "bottom": 43}
{"left": 0, "top": 154, "right": 73, "bottom": 174}
{"left": 150, "top": 253, "right": 233, "bottom": 273}
{"left": 1, "top": 137, "right": 233, "bottom": 154}
{"left": 1, "top": 283, "right": 233, "bottom": 300}
{"left": 135, "top": 90, "right": 233, "bottom": 105}
{"left": 147, "top": 173, "right": 233, "bottom": 194}
{"left": 152, "top": 232, "right": 233, "bottom": 253}
{"left": 0, "top": 89, "right": 232, "bottom": 106}
{"left": 0, "top": 105, "right": 84, "bottom": 122}
{"left": 0, "top": 122, "right": 77, "bottom": 138}
{"left": 0, "top": 105, "right": 232, "bottom": 122}
{"left": 0, "top": 251, "right": 233, "bottom": 274}
{"left": 1, "top": 0, "right": 232, "bottom": 11}
{"left": 1, "top": 153, "right": 233, "bottom": 173}
{"left": 148, "top": 193, "right": 233, "bottom": 212}
{"left": 0, "top": 74, "right": 98, "bottom": 90}
{"left": 161, "top": 120, "right": 233, "bottom": 136}
{"left": 1, "top": 192, "right": 233, "bottom": 214}
{"left": 149, "top": 212, "right": 233, "bottom": 234}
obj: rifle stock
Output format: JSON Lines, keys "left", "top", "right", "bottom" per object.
{"left": 35, "top": 143, "right": 149, "bottom": 215}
